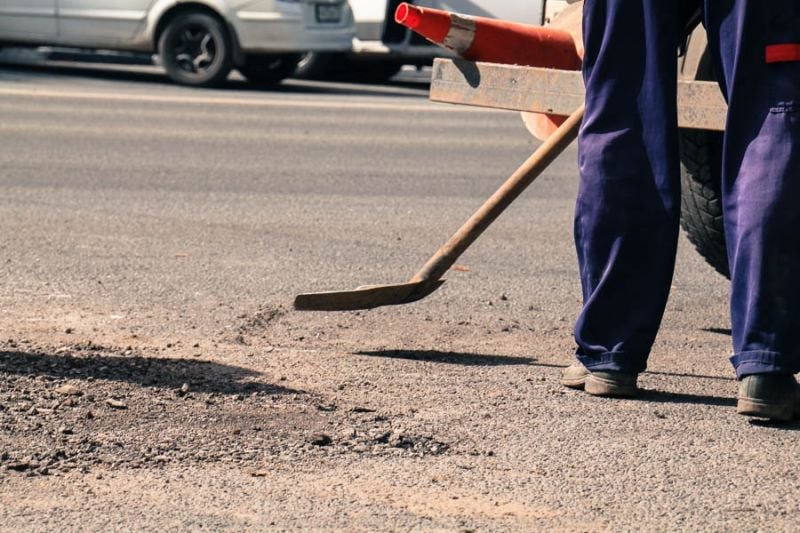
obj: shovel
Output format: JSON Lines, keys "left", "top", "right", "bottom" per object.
{"left": 294, "top": 104, "right": 584, "bottom": 311}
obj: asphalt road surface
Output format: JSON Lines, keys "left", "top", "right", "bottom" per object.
{"left": 0, "top": 52, "right": 798, "bottom": 532}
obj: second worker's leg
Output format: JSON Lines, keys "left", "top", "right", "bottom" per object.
{"left": 705, "top": 0, "right": 800, "bottom": 420}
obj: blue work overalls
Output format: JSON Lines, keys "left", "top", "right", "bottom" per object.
{"left": 574, "top": 0, "right": 800, "bottom": 378}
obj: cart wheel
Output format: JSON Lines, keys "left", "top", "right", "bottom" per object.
{"left": 679, "top": 128, "right": 728, "bottom": 278}
{"left": 158, "top": 12, "right": 232, "bottom": 87}
{"left": 677, "top": 40, "right": 728, "bottom": 278}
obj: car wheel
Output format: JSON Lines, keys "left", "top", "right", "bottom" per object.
{"left": 344, "top": 59, "right": 403, "bottom": 83}
{"left": 239, "top": 54, "right": 302, "bottom": 87}
{"left": 158, "top": 12, "right": 232, "bottom": 87}
{"left": 293, "top": 52, "right": 340, "bottom": 80}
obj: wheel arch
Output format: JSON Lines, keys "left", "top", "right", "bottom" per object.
{"left": 150, "top": 1, "right": 245, "bottom": 65}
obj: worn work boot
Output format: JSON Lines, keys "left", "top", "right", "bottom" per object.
{"left": 561, "top": 363, "right": 638, "bottom": 398}
{"left": 737, "top": 374, "right": 800, "bottom": 422}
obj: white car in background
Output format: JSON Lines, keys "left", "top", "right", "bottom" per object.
{"left": 296, "top": 0, "right": 572, "bottom": 82}
{"left": 0, "top": 0, "right": 355, "bottom": 87}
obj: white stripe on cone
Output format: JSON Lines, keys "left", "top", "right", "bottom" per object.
{"left": 442, "top": 13, "right": 477, "bottom": 55}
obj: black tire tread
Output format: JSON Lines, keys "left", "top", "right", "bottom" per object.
{"left": 239, "top": 53, "right": 301, "bottom": 86}
{"left": 678, "top": 128, "right": 729, "bottom": 278}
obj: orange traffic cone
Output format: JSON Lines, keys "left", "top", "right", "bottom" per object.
{"left": 395, "top": 2, "right": 583, "bottom": 140}
{"left": 395, "top": 3, "right": 581, "bottom": 71}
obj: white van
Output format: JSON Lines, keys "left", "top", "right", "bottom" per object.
{"left": 296, "top": 0, "right": 572, "bottom": 82}
{"left": 0, "top": 0, "right": 355, "bottom": 87}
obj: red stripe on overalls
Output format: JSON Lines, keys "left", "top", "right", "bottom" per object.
{"left": 766, "top": 44, "right": 800, "bottom": 63}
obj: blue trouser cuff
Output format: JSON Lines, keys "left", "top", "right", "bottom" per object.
{"left": 576, "top": 351, "right": 646, "bottom": 374}
{"left": 730, "top": 350, "right": 799, "bottom": 379}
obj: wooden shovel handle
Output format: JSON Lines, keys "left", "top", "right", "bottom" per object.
{"left": 410, "top": 104, "right": 585, "bottom": 283}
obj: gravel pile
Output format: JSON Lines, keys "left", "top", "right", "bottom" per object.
{"left": 0, "top": 341, "right": 450, "bottom": 477}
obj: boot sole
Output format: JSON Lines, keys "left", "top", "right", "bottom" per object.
{"left": 585, "top": 374, "right": 638, "bottom": 398}
{"left": 560, "top": 376, "right": 587, "bottom": 389}
{"left": 737, "top": 397, "right": 795, "bottom": 421}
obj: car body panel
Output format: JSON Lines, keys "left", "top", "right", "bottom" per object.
{"left": 232, "top": 0, "right": 354, "bottom": 53}
{"left": 57, "top": 0, "right": 153, "bottom": 46}
{"left": 0, "top": 0, "right": 353, "bottom": 54}
{"left": 0, "top": 0, "right": 57, "bottom": 41}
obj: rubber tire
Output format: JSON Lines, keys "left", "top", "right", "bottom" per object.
{"left": 294, "top": 53, "right": 402, "bottom": 83}
{"left": 677, "top": 40, "right": 729, "bottom": 278}
{"left": 679, "top": 128, "right": 728, "bottom": 278}
{"left": 344, "top": 59, "right": 403, "bottom": 83}
{"left": 293, "top": 52, "right": 340, "bottom": 80}
{"left": 158, "top": 12, "right": 232, "bottom": 88}
{"left": 239, "top": 53, "right": 302, "bottom": 87}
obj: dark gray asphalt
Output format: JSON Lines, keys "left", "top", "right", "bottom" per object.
{"left": 0, "top": 53, "right": 797, "bottom": 531}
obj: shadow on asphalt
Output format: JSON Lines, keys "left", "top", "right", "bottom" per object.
{"left": 356, "top": 352, "right": 737, "bottom": 385}
{"left": 0, "top": 349, "right": 299, "bottom": 396}
{"left": 749, "top": 419, "right": 800, "bottom": 431}
{"left": 702, "top": 327, "right": 733, "bottom": 336}
{"left": 638, "top": 389, "right": 736, "bottom": 407}
{"left": 642, "top": 391, "right": 800, "bottom": 430}
{"left": 356, "top": 349, "right": 536, "bottom": 366}
{"left": 647, "top": 370, "right": 733, "bottom": 382}
{"left": 0, "top": 60, "right": 431, "bottom": 99}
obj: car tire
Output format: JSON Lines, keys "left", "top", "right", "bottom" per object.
{"left": 345, "top": 59, "right": 403, "bottom": 83}
{"left": 294, "top": 54, "right": 403, "bottom": 83}
{"left": 158, "top": 12, "right": 233, "bottom": 88}
{"left": 293, "top": 52, "right": 340, "bottom": 80}
{"left": 239, "top": 53, "right": 302, "bottom": 87}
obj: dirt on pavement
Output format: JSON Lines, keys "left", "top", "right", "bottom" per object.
{"left": 2, "top": 299, "right": 799, "bottom": 532}
{"left": 1, "top": 65, "right": 798, "bottom": 531}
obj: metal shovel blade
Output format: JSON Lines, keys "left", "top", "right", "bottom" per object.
{"left": 294, "top": 279, "right": 445, "bottom": 311}
{"left": 294, "top": 105, "right": 584, "bottom": 313}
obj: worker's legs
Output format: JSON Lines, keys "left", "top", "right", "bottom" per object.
{"left": 704, "top": 0, "right": 800, "bottom": 378}
{"left": 573, "top": 1, "right": 682, "bottom": 374}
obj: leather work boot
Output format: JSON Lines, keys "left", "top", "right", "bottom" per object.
{"left": 560, "top": 363, "right": 638, "bottom": 398}
{"left": 737, "top": 374, "right": 800, "bottom": 422}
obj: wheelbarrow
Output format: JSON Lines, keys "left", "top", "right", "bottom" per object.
{"left": 295, "top": 3, "right": 729, "bottom": 311}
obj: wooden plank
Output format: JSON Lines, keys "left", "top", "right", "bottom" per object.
{"left": 430, "top": 59, "right": 727, "bottom": 131}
